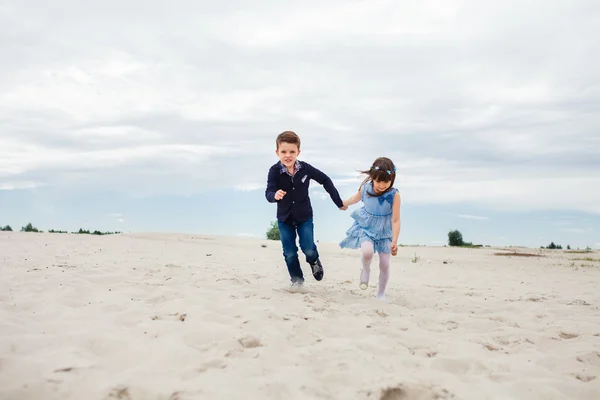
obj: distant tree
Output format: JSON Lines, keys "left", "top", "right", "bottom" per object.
{"left": 21, "top": 223, "right": 39, "bottom": 232}
{"left": 68, "top": 228, "right": 121, "bottom": 235}
{"left": 567, "top": 245, "right": 571, "bottom": 250}
{"left": 448, "top": 230, "right": 464, "bottom": 246}
{"left": 1, "top": 225, "right": 12, "bottom": 231}
{"left": 266, "top": 221, "right": 280, "bottom": 240}
{"left": 546, "top": 242, "right": 562, "bottom": 249}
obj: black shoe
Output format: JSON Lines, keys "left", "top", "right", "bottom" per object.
{"left": 310, "top": 259, "right": 324, "bottom": 281}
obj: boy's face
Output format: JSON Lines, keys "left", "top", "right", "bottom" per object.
{"left": 276, "top": 142, "right": 300, "bottom": 169}
{"left": 373, "top": 178, "right": 391, "bottom": 194}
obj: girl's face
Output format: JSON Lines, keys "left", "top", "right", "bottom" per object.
{"left": 372, "top": 178, "right": 391, "bottom": 194}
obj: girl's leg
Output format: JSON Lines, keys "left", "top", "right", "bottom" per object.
{"left": 377, "top": 251, "right": 391, "bottom": 300}
{"left": 360, "top": 241, "right": 374, "bottom": 288}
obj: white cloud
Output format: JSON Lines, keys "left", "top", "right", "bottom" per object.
{"left": 105, "top": 213, "right": 125, "bottom": 224}
{"left": 0, "top": 0, "right": 599, "bottom": 215}
{"left": 0, "top": 181, "right": 43, "bottom": 190}
{"left": 334, "top": 177, "right": 364, "bottom": 188}
{"left": 455, "top": 214, "right": 489, "bottom": 221}
{"left": 558, "top": 228, "right": 594, "bottom": 234}
{"left": 309, "top": 187, "right": 331, "bottom": 201}
{"left": 235, "top": 183, "right": 264, "bottom": 192}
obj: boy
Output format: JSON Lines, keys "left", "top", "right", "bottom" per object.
{"left": 265, "top": 131, "right": 347, "bottom": 291}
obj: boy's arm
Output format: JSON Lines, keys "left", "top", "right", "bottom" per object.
{"left": 265, "top": 167, "right": 278, "bottom": 203}
{"left": 308, "top": 164, "right": 344, "bottom": 208}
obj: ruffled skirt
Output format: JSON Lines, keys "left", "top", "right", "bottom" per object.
{"left": 339, "top": 207, "right": 393, "bottom": 254}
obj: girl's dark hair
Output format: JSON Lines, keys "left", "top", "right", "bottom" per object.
{"left": 359, "top": 157, "right": 396, "bottom": 197}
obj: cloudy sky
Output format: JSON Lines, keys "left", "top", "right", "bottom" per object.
{"left": 1, "top": 0, "right": 599, "bottom": 249}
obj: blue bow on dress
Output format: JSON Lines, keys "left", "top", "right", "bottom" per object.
{"left": 378, "top": 192, "right": 394, "bottom": 206}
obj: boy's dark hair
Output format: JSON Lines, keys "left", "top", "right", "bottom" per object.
{"left": 360, "top": 157, "right": 397, "bottom": 197}
{"left": 276, "top": 131, "right": 301, "bottom": 150}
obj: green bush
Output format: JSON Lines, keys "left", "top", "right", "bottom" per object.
{"left": 266, "top": 221, "right": 280, "bottom": 240}
{"left": 448, "top": 229, "right": 464, "bottom": 246}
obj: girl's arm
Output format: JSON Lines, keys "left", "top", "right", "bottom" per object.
{"left": 391, "top": 192, "right": 401, "bottom": 254}
{"left": 343, "top": 187, "right": 363, "bottom": 207}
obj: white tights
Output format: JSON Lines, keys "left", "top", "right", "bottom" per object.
{"left": 360, "top": 241, "right": 390, "bottom": 299}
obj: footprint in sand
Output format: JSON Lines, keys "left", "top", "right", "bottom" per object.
{"left": 488, "top": 317, "right": 520, "bottom": 328}
{"left": 107, "top": 386, "right": 131, "bottom": 400}
{"left": 493, "top": 336, "right": 535, "bottom": 347}
{"left": 445, "top": 321, "right": 458, "bottom": 331}
{"left": 576, "top": 352, "right": 600, "bottom": 367}
{"left": 238, "top": 335, "right": 262, "bottom": 349}
{"left": 567, "top": 299, "right": 591, "bottom": 306}
{"left": 151, "top": 312, "right": 187, "bottom": 322}
{"left": 302, "top": 294, "right": 315, "bottom": 301}
{"left": 376, "top": 384, "right": 455, "bottom": 400}
{"left": 573, "top": 374, "right": 597, "bottom": 383}
{"left": 559, "top": 332, "right": 579, "bottom": 340}
{"left": 525, "top": 297, "right": 546, "bottom": 302}
{"left": 225, "top": 340, "right": 262, "bottom": 359}
{"left": 430, "top": 357, "right": 487, "bottom": 377}
{"left": 198, "top": 359, "right": 227, "bottom": 373}
{"left": 481, "top": 343, "right": 502, "bottom": 352}
{"left": 107, "top": 386, "right": 182, "bottom": 400}
{"left": 408, "top": 347, "right": 438, "bottom": 358}
{"left": 216, "top": 277, "right": 251, "bottom": 284}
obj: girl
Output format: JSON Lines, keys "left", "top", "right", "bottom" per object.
{"left": 339, "top": 157, "right": 401, "bottom": 300}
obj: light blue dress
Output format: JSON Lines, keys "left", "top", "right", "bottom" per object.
{"left": 339, "top": 181, "right": 398, "bottom": 254}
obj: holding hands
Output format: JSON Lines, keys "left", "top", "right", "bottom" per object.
{"left": 339, "top": 199, "right": 350, "bottom": 211}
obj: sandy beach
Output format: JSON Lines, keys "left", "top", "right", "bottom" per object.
{"left": 1, "top": 231, "right": 599, "bottom": 400}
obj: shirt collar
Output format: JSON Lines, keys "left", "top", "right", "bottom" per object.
{"left": 280, "top": 160, "right": 302, "bottom": 176}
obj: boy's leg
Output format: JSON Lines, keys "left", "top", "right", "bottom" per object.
{"left": 278, "top": 220, "right": 304, "bottom": 283}
{"left": 297, "top": 218, "right": 323, "bottom": 281}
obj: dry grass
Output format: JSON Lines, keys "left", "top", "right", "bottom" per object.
{"left": 572, "top": 257, "right": 600, "bottom": 263}
{"left": 494, "top": 251, "right": 544, "bottom": 258}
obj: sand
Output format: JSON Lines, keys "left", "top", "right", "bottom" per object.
{"left": 1, "top": 231, "right": 599, "bottom": 400}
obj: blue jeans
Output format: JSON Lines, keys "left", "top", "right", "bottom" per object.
{"left": 278, "top": 218, "right": 319, "bottom": 283}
